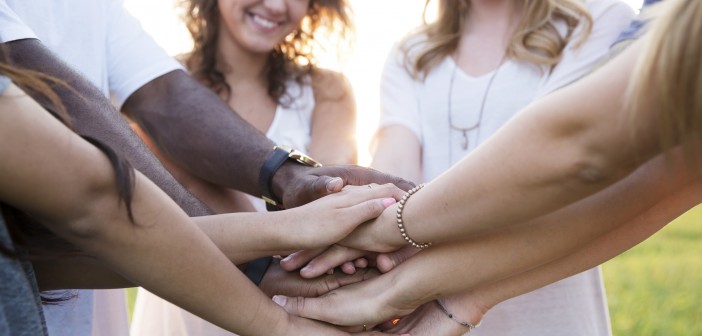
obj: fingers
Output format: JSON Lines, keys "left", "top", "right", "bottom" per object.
{"left": 280, "top": 248, "right": 326, "bottom": 271}
{"left": 335, "top": 183, "right": 404, "bottom": 208}
{"left": 318, "top": 165, "right": 416, "bottom": 192}
{"left": 299, "top": 245, "right": 369, "bottom": 278}
{"left": 376, "top": 246, "right": 420, "bottom": 273}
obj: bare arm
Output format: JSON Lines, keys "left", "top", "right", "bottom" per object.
{"left": 309, "top": 69, "right": 358, "bottom": 165}
{"left": 371, "top": 126, "right": 422, "bottom": 183}
{"left": 3, "top": 38, "right": 210, "bottom": 217}
{"left": 277, "top": 149, "right": 700, "bottom": 327}
{"left": 0, "top": 84, "right": 375, "bottom": 335}
{"left": 124, "top": 69, "right": 412, "bottom": 208}
{"left": 338, "top": 38, "right": 663, "bottom": 252}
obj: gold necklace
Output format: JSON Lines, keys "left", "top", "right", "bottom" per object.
{"left": 447, "top": 53, "right": 506, "bottom": 151}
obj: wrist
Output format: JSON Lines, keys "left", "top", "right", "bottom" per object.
{"left": 260, "top": 146, "right": 320, "bottom": 210}
{"left": 270, "top": 161, "right": 310, "bottom": 208}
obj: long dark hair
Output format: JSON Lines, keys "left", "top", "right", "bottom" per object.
{"left": 0, "top": 61, "right": 135, "bottom": 264}
{"left": 180, "top": 0, "right": 353, "bottom": 105}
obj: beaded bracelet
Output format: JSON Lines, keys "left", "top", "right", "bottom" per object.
{"left": 436, "top": 300, "right": 479, "bottom": 331}
{"left": 396, "top": 183, "right": 432, "bottom": 249}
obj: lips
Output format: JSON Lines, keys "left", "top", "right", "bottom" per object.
{"left": 248, "top": 12, "right": 281, "bottom": 31}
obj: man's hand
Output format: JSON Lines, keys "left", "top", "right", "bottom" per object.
{"left": 259, "top": 258, "right": 380, "bottom": 298}
{"left": 276, "top": 164, "right": 415, "bottom": 209}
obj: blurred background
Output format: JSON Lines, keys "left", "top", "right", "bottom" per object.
{"left": 124, "top": 1, "right": 702, "bottom": 335}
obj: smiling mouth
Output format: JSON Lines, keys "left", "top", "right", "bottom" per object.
{"left": 249, "top": 13, "right": 279, "bottom": 30}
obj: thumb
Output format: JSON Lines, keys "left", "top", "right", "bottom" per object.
{"left": 376, "top": 246, "right": 420, "bottom": 273}
{"left": 273, "top": 295, "right": 325, "bottom": 321}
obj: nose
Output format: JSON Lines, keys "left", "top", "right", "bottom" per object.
{"left": 262, "top": 0, "right": 286, "bottom": 14}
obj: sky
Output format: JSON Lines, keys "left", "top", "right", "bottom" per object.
{"left": 124, "top": 0, "right": 645, "bottom": 165}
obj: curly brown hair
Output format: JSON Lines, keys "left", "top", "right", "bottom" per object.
{"left": 179, "top": 0, "right": 352, "bottom": 105}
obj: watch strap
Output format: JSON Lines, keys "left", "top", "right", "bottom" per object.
{"left": 244, "top": 256, "right": 273, "bottom": 286}
{"left": 259, "top": 146, "right": 290, "bottom": 209}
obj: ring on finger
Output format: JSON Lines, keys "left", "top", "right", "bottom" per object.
{"left": 362, "top": 324, "right": 367, "bottom": 331}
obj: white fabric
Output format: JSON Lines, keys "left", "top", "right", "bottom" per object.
{"left": 378, "top": 1, "right": 633, "bottom": 335}
{"left": 0, "top": 0, "right": 182, "bottom": 109}
{"left": 130, "top": 79, "right": 316, "bottom": 336}
{"left": 0, "top": 1, "right": 181, "bottom": 335}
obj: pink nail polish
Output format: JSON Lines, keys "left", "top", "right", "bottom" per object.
{"left": 382, "top": 198, "right": 397, "bottom": 208}
{"left": 272, "top": 295, "right": 287, "bottom": 307}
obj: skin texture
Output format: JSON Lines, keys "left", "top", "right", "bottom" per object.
{"left": 272, "top": 36, "right": 701, "bottom": 329}
{"left": 0, "top": 82, "right": 403, "bottom": 334}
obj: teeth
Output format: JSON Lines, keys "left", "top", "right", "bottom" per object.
{"left": 252, "top": 14, "right": 277, "bottom": 29}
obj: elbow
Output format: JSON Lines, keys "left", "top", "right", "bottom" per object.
{"left": 60, "top": 171, "right": 124, "bottom": 241}
{"left": 566, "top": 148, "right": 631, "bottom": 187}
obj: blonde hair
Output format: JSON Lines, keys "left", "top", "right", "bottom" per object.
{"left": 627, "top": 0, "right": 702, "bottom": 167}
{"left": 402, "top": 0, "right": 592, "bottom": 79}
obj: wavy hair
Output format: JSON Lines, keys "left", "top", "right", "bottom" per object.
{"left": 627, "top": 0, "right": 702, "bottom": 167}
{"left": 402, "top": 0, "right": 592, "bottom": 79}
{"left": 180, "top": 0, "right": 353, "bottom": 105}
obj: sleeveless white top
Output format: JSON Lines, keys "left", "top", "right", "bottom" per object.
{"left": 130, "top": 79, "right": 315, "bottom": 336}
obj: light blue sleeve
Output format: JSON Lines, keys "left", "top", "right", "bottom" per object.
{"left": 0, "top": 76, "right": 11, "bottom": 94}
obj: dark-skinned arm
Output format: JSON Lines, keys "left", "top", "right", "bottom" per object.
{"left": 3, "top": 38, "right": 210, "bottom": 217}
{"left": 123, "top": 70, "right": 414, "bottom": 209}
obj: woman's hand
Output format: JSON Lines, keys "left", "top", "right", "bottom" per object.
{"left": 281, "top": 244, "right": 419, "bottom": 278}
{"left": 281, "top": 183, "right": 404, "bottom": 250}
{"left": 273, "top": 271, "right": 419, "bottom": 328}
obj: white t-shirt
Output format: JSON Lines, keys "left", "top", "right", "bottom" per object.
{"left": 0, "top": 1, "right": 182, "bottom": 335}
{"left": 0, "top": 0, "right": 181, "bottom": 108}
{"left": 378, "top": 1, "right": 633, "bottom": 335}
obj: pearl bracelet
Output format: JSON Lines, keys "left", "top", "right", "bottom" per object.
{"left": 396, "top": 183, "right": 432, "bottom": 249}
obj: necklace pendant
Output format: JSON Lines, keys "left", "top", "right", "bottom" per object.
{"left": 461, "top": 131, "right": 469, "bottom": 150}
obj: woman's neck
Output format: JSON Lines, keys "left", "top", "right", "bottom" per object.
{"left": 453, "top": 0, "right": 522, "bottom": 76}
{"left": 463, "top": 0, "right": 520, "bottom": 35}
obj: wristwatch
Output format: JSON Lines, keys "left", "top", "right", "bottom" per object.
{"left": 258, "top": 145, "right": 322, "bottom": 210}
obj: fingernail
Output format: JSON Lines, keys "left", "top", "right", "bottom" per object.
{"left": 382, "top": 198, "right": 397, "bottom": 208}
{"left": 272, "top": 295, "right": 287, "bottom": 307}
{"left": 326, "top": 177, "right": 343, "bottom": 191}
{"left": 281, "top": 255, "right": 291, "bottom": 263}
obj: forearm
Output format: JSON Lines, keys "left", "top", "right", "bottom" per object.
{"left": 193, "top": 212, "right": 300, "bottom": 264}
{"left": 388, "top": 151, "right": 694, "bottom": 307}
{"left": 123, "top": 70, "right": 275, "bottom": 196}
{"left": 458, "top": 179, "right": 702, "bottom": 319}
{"left": 4, "top": 39, "right": 210, "bottom": 217}
{"left": 362, "top": 40, "right": 662, "bottom": 248}
{"left": 1, "top": 93, "right": 286, "bottom": 334}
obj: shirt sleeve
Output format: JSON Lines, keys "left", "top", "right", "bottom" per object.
{"left": 536, "top": 0, "right": 635, "bottom": 97}
{"left": 377, "top": 44, "right": 423, "bottom": 141}
{"left": 0, "top": 0, "right": 37, "bottom": 43}
{"left": 105, "top": 0, "right": 183, "bottom": 109}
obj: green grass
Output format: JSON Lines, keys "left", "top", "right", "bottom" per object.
{"left": 124, "top": 208, "right": 702, "bottom": 334}
{"left": 603, "top": 205, "right": 702, "bottom": 336}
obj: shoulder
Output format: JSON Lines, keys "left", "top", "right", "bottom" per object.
{"left": 584, "top": 0, "right": 635, "bottom": 20}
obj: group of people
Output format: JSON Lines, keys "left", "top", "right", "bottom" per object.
{"left": 1, "top": 0, "right": 700, "bottom": 335}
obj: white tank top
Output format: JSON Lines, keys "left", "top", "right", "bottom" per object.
{"left": 248, "top": 78, "right": 315, "bottom": 211}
